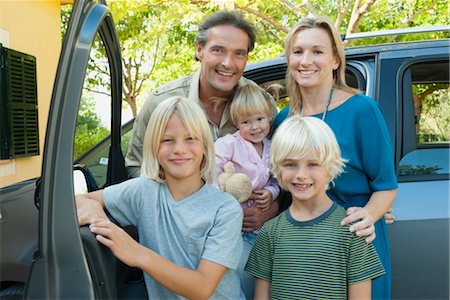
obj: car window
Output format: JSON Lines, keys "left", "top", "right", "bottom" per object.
{"left": 73, "top": 33, "right": 112, "bottom": 188}
{"left": 399, "top": 59, "right": 450, "bottom": 178}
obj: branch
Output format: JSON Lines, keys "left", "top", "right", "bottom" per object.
{"left": 280, "top": 0, "right": 302, "bottom": 17}
{"left": 300, "top": 0, "right": 318, "bottom": 15}
{"left": 387, "top": 0, "right": 438, "bottom": 43}
{"left": 335, "top": 0, "right": 356, "bottom": 29}
{"left": 236, "top": 5, "right": 289, "bottom": 33}
{"left": 346, "top": 0, "right": 377, "bottom": 35}
{"left": 83, "top": 87, "right": 111, "bottom": 97}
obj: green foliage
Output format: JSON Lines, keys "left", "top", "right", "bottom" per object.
{"left": 73, "top": 96, "right": 110, "bottom": 159}
{"left": 399, "top": 164, "right": 442, "bottom": 176}
{"left": 416, "top": 85, "right": 450, "bottom": 143}
{"left": 61, "top": 0, "right": 448, "bottom": 157}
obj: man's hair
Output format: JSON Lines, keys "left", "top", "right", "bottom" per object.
{"left": 270, "top": 115, "right": 346, "bottom": 190}
{"left": 195, "top": 10, "right": 256, "bottom": 52}
{"left": 141, "top": 96, "right": 215, "bottom": 183}
{"left": 229, "top": 83, "right": 275, "bottom": 125}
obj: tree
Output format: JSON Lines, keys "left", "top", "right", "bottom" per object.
{"left": 63, "top": 0, "right": 449, "bottom": 117}
{"left": 73, "top": 95, "right": 110, "bottom": 159}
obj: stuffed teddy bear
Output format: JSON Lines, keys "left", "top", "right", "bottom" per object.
{"left": 217, "top": 162, "right": 253, "bottom": 203}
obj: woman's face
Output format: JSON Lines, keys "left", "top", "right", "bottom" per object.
{"left": 288, "top": 27, "right": 339, "bottom": 90}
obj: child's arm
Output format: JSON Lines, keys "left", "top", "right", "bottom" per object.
{"left": 254, "top": 177, "right": 280, "bottom": 210}
{"left": 90, "top": 218, "right": 228, "bottom": 299}
{"left": 254, "top": 278, "right": 271, "bottom": 300}
{"left": 348, "top": 280, "right": 371, "bottom": 300}
{"left": 75, "top": 190, "right": 108, "bottom": 225}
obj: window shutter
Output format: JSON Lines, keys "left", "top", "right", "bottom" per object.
{"left": 0, "top": 44, "right": 39, "bottom": 159}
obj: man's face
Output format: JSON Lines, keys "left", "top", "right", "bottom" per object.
{"left": 196, "top": 24, "right": 249, "bottom": 98}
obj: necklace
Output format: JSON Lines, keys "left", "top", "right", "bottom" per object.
{"left": 299, "top": 88, "right": 334, "bottom": 122}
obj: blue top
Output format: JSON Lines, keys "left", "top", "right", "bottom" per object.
{"left": 104, "top": 177, "right": 245, "bottom": 300}
{"left": 274, "top": 93, "right": 397, "bottom": 300}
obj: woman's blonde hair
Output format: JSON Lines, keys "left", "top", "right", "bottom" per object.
{"left": 141, "top": 96, "right": 215, "bottom": 183}
{"left": 285, "top": 15, "right": 359, "bottom": 114}
{"left": 270, "top": 115, "right": 346, "bottom": 190}
{"left": 229, "top": 83, "right": 275, "bottom": 125}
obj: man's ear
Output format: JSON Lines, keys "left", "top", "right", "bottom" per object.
{"left": 195, "top": 43, "right": 203, "bottom": 61}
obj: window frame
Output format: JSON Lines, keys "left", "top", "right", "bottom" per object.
{"left": 398, "top": 56, "right": 450, "bottom": 182}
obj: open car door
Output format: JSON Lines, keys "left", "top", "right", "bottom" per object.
{"left": 24, "top": 0, "right": 143, "bottom": 298}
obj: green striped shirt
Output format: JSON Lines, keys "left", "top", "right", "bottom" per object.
{"left": 244, "top": 202, "right": 385, "bottom": 299}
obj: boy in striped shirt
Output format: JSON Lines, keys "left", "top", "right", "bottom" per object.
{"left": 245, "top": 115, "right": 384, "bottom": 299}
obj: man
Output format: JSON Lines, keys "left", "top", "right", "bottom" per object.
{"left": 125, "top": 11, "right": 279, "bottom": 299}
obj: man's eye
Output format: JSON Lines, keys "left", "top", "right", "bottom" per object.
{"left": 236, "top": 51, "right": 247, "bottom": 58}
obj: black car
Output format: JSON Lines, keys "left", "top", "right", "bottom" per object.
{"left": 0, "top": 0, "right": 449, "bottom": 298}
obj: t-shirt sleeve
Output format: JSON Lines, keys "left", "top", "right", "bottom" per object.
{"left": 201, "top": 195, "right": 243, "bottom": 270}
{"left": 358, "top": 97, "right": 398, "bottom": 191}
{"left": 103, "top": 178, "right": 145, "bottom": 227}
{"left": 244, "top": 224, "right": 273, "bottom": 281}
{"left": 347, "top": 231, "right": 385, "bottom": 284}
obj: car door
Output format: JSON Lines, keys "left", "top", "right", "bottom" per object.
{"left": 24, "top": 0, "right": 130, "bottom": 298}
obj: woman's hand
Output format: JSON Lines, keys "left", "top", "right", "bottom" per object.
{"left": 341, "top": 207, "right": 375, "bottom": 244}
{"left": 384, "top": 207, "right": 396, "bottom": 225}
{"left": 89, "top": 218, "right": 144, "bottom": 267}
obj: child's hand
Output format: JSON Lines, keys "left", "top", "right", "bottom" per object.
{"left": 89, "top": 218, "right": 144, "bottom": 267}
{"left": 252, "top": 189, "right": 273, "bottom": 211}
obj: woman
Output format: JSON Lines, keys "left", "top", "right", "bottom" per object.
{"left": 274, "top": 16, "right": 397, "bottom": 299}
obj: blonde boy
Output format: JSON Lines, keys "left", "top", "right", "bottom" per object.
{"left": 245, "top": 115, "right": 385, "bottom": 299}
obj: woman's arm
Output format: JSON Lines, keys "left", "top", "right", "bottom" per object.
{"left": 341, "top": 189, "right": 397, "bottom": 243}
{"left": 75, "top": 190, "right": 108, "bottom": 226}
{"left": 348, "top": 280, "right": 371, "bottom": 300}
{"left": 89, "top": 218, "right": 227, "bottom": 299}
{"left": 254, "top": 278, "right": 271, "bottom": 300}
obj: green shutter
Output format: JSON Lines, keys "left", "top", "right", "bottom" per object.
{"left": 0, "top": 44, "right": 39, "bottom": 159}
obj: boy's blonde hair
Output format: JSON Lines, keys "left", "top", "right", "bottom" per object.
{"left": 270, "top": 115, "right": 346, "bottom": 190}
{"left": 141, "top": 96, "right": 215, "bottom": 183}
{"left": 229, "top": 84, "right": 275, "bottom": 125}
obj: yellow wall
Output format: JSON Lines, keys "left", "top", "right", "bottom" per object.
{"left": 0, "top": 0, "right": 62, "bottom": 188}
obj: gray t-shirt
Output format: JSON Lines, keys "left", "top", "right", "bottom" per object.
{"left": 104, "top": 176, "right": 245, "bottom": 299}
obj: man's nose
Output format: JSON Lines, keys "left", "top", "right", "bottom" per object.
{"left": 222, "top": 52, "right": 233, "bottom": 67}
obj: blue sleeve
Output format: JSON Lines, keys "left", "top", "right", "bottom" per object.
{"left": 274, "top": 105, "right": 290, "bottom": 129}
{"left": 357, "top": 97, "right": 398, "bottom": 191}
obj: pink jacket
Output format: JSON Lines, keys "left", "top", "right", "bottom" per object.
{"left": 214, "top": 131, "right": 280, "bottom": 208}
